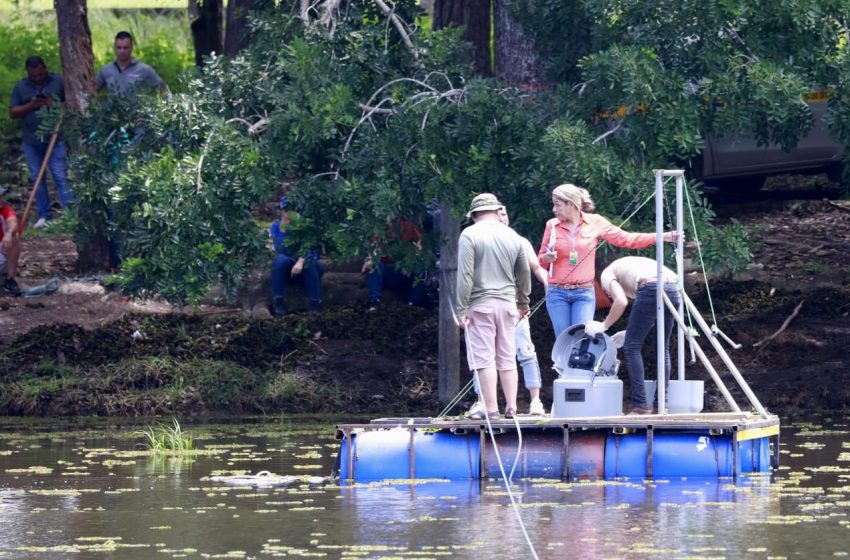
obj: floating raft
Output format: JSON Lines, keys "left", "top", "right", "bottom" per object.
{"left": 334, "top": 412, "right": 780, "bottom": 481}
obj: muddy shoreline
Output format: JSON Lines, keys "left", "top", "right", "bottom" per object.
{"left": 0, "top": 199, "right": 848, "bottom": 418}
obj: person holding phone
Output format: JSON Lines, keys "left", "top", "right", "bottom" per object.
{"left": 8, "top": 56, "right": 72, "bottom": 229}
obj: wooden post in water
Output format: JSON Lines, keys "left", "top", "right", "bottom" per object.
{"left": 438, "top": 201, "right": 460, "bottom": 406}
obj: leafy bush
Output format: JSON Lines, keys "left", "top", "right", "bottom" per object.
{"left": 66, "top": 86, "right": 274, "bottom": 303}
{"left": 68, "top": 0, "right": 785, "bottom": 304}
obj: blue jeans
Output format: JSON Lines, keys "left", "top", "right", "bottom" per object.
{"left": 545, "top": 286, "right": 595, "bottom": 339}
{"left": 23, "top": 140, "right": 73, "bottom": 220}
{"left": 367, "top": 261, "right": 426, "bottom": 305}
{"left": 271, "top": 255, "right": 324, "bottom": 307}
{"left": 624, "top": 283, "right": 680, "bottom": 409}
{"left": 515, "top": 316, "right": 541, "bottom": 390}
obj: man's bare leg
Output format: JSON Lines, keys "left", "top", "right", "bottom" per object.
{"left": 498, "top": 367, "right": 518, "bottom": 413}
{"left": 475, "top": 366, "right": 499, "bottom": 415}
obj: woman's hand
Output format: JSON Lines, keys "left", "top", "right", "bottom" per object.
{"left": 541, "top": 250, "right": 557, "bottom": 264}
{"left": 663, "top": 231, "right": 685, "bottom": 243}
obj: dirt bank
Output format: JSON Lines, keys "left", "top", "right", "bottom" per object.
{"left": 0, "top": 199, "right": 848, "bottom": 417}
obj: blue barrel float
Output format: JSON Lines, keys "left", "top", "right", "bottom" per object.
{"left": 337, "top": 427, "right": 773, "bottom": 481}
{"left": 604, "top": 432, "right": 771, "bottom": 478}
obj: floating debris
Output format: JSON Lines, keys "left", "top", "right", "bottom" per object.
{"left": 206, "top": 471, "right": 332, "bottom": 487}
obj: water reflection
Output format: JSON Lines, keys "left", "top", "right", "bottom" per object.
{"left": 0, "top": 418, "right": 846, "bottom": 558}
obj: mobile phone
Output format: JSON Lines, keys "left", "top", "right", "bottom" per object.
{"left": 35, "top": 93, "right": 47, "bottom": 99}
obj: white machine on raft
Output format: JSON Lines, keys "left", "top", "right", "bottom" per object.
{"left": 550, "top": 168, "right": 722, "bottom": 418}
{"left": 550, "top": 323, "right": 705, "bottom": 417}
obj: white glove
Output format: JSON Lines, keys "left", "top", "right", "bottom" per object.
{"left": 610, "top": 330, "right": 626, "bottom": 349}
{"left": 584, "top": 321, "right": 606, "bottom": 337}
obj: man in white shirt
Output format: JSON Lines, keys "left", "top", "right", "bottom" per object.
{"left": 586, "top": 256, "right": 680, "bottom": 415}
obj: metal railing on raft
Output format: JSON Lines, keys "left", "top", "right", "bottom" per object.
{"left": 653, "top": 169, "right": 768, "bottom": 419}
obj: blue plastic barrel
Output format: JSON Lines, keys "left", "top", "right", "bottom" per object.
{"left": 414, "top": 431, "right": 480, "bottom": 479}
{"left": 604, "top": 432, "right": 772, "bottom": 478}
{"left": 482, "top": 431, "right": 565, "bottom": 478}
{"left": 738, "top": 436, "right": 771, "bottom": 472}
{"left": 339, "top": 429, "right": 480, "bottom": 481}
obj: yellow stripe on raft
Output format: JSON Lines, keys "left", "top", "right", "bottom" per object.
{"left": 737, "top": 424, "right": 780, "bottom": 442}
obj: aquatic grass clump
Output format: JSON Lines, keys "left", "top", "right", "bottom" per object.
{"left": 136, "top": 418, "right": 194, "bottom": 453}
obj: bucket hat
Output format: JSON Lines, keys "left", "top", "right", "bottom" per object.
{"left": 465, "top": 193, "right": 504, "bottom": 218}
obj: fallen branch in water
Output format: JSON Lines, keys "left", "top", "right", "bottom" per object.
{"left": 753, "top": 299, "right": 804, "bottom": 349}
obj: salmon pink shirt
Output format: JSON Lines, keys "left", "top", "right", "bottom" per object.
{"left": 537, "top": 214, "right": 656, "bottom": 286}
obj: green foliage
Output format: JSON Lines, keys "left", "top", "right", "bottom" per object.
{"left": 513, "top": 0, "right": 850, "bottom": 156}
{"left": 136, "top": 418, "right": 194, "bottom": 452}
{"left": 698, "top": 218, "right": 753, "bottom": 276}
{"left": 78, "top": 0, "right": 850, "bottom": 301}
{"left": 0, "top": 9, "right": 193, "bottom": 195}
{"left": 68, "top": 85, "right": 274, "bottom": 304}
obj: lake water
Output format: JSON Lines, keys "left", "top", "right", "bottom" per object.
{"left": 0, "top": 416, "right": 847, "bottom": 559}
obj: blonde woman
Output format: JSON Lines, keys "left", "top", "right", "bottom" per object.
{"left": 538, "top": 183, "right": 680, "bottom": 338}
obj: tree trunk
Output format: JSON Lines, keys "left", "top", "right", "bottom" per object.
{"left": 431, "top": 0, "right": 494, "bottom": 407}
{"left": 433, "top": 0, "right": 491, "bottom": 76}
{"left": 189, "top": 0, "right": 224, "bottom": 66}
{"left": 224, "top": 0, "right": 252, "bottom": 56}
{"left": 54, "top": 0, "right": 96, "bottom": 114}
{"left": 437, "top": 201, "right": 461, "bottom": 406}
{"left": 493, "top": 0, "right": 544, "bottom": 88}
{"left": 55, "top": 0, "right": 111, "bottom": 272}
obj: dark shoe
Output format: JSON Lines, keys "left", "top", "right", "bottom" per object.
{"left": 367, "top": 298, "right": 381, "bottom": 312}
{"left": 627, "top": 407, "right": 654, "bottom": 416}
{"left": 270, "top": 297, "right": 286, "bottom": 316}
{"left": 503, "top": 407, "right": 517, "bottom": 420}
{"left": 307, "top": 299, "right": 321, "bottom": 315}
{"left": 3, "top": 277, "right": 20, "bottom": 296}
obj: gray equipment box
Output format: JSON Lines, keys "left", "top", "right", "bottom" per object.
{"left": 550, "top": 324, "right": 623, "bottom": 418}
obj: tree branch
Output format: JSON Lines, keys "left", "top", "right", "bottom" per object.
{"left": 197, "top": 130, "right": 216, "bottom": 194}
{"left": 753, "top": 299, "right": 804, "bottom": 349}
{"left": 592, "top": 120, "right": 623, "bottom": 145}
{"left": 318, "top": 0, "right": 342, "bottom": 35}
{"left": 373, "top": 0, "right": 418, "bottom": 60}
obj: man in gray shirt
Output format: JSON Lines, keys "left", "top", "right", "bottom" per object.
{"left": 457, "top": 193, "right": 530, "bottom": 419}
{"left": 96, "top": 31, "right": 167, "bottom": 96}
{"left": 8, "top": 56, "right": 72, "bottom": 228}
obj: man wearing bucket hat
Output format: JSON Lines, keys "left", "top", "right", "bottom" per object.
{"left": 0, "top": 186, "right": 22, "bottom": 295}
{"left": 456, "top": 193, "right": 531, "bottom": 420}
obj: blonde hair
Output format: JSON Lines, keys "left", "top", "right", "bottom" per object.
{"left": 552, "top": 183, "right": 595, "bottom": 213}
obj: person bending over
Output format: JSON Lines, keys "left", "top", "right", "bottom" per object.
{"left": 586, "top": 256, "right": 681, "bottom": 415}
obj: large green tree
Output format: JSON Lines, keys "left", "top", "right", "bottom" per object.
{"left": 69, "top": 0, "right": 850, "bottom": 305}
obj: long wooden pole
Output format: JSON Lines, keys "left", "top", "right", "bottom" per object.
{"left": 17, "top": 118, "right": 62, "bottom": 235}
{"left": 438, "top": 201, "right": 460, "bottom": 405}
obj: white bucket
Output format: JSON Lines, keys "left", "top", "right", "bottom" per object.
{"left": 667, "top": 380, "right": 705, "bottom": 414}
